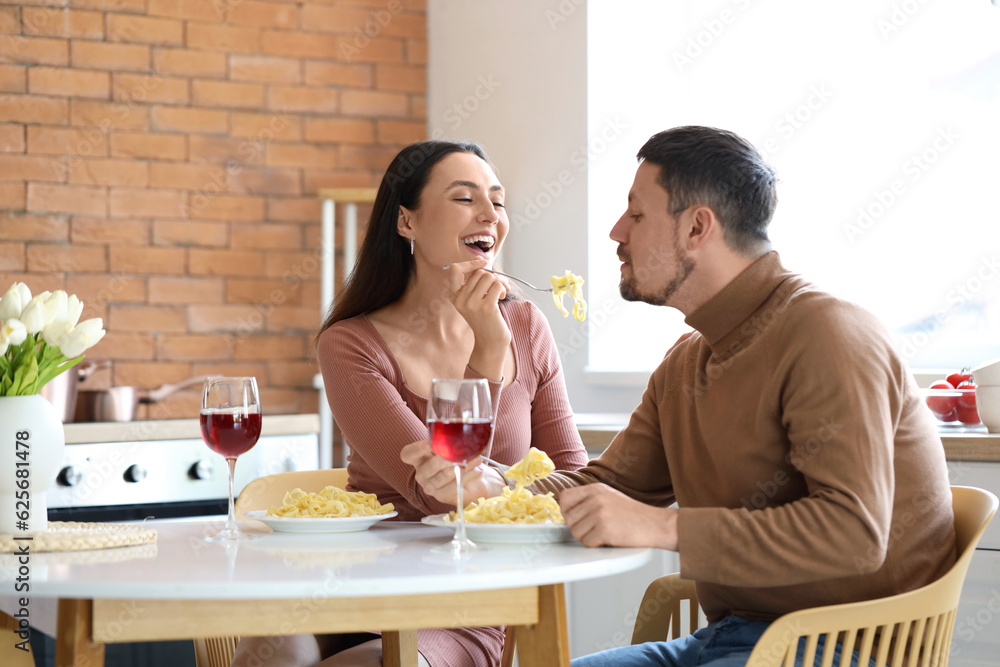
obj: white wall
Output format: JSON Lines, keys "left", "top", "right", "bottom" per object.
{"left": 428, "top": 0, "right": 644, "bottom": 414}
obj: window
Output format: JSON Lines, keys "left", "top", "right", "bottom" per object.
{"left": 587, "top": 0, "right": 1000, "bottom": 377}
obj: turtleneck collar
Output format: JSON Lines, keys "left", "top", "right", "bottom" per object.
{"left": 684, "top": 251, "right": 791, "bottom": 350}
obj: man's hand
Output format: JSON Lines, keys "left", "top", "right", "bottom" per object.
{"left": 559, "top": 483, "right": 679, "bottom": 550}
{"left": 400, "top": 439, "right": 506, "bottom": 506}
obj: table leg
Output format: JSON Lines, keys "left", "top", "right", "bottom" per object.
{"left": 382, "top": 629, "right": 419, "bottom": 667}
{"left": 514, "top": 584, "right": 570, "bottom": 667}
{"left": 55, "top": 599, "right": 105, "bottom": 667}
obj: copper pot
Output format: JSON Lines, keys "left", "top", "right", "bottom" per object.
{"left": 74, "top": 376, "right": 207, "bottom": 422}
{"left": 39, "top": 360, "right": 111, "bottom": 423}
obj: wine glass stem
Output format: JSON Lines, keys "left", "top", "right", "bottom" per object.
{"left": 454, "top": 464, "right": 467, "bottom": 546}
{"left": 225, "top": 457, "right": 238, "bottom": 535}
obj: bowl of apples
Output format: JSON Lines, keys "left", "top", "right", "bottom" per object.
{"left": 924, "top": 369, "right": 981, "bottom": 428}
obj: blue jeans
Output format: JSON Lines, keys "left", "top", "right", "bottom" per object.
{"left": 572, "top": 615, "right": 873, "bottom": 667}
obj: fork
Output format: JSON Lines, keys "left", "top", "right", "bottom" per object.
{"left": 483, "top": 268, "right": 553, "bottom": 293}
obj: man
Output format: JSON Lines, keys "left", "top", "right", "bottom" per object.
{"left": 404, "top": 126, "right": 955, "bottom": 667}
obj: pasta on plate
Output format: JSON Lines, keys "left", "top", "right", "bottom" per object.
{"left": 267, "top": 486, "right": 395, "bottom": 518}
{"left": 454, "top": 448, "right": 563, "bottom": 524}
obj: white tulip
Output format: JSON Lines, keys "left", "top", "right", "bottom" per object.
{"left": 66, "top": 295, "right": 84, "bottom": 327}
{"left": 19, "top": 297, "right": 48, "bottom": 334}
{"left": 41, "top": 290, "right": 68, "bottom": 326}
{"left": 43, "top": 320, "right": 73, "bottom": 347}
{"left": 0, "top": 282, "right": 31, "bottom": 321}
{"left": 0, "top": 318, "right": 28, "bottom": 355}
{"left": 56, "top": 318, "right": 106, "bottom": 359}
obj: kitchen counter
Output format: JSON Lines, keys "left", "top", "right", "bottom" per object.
{"left": 63, "top": 413, "right": 320, "bottom": 444}
{"left": 574, "top": 414, "right": 1000, "bottom": 462}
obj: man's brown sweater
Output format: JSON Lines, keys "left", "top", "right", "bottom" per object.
{"left": 539, "top": 251, "right": 956, "bottom": 622}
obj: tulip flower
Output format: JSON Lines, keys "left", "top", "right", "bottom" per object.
{"left": 19, "top": 296, "right": 48, "bottom": 334}
{"left": 52, "top": 318, "right": 106, "bottom": 359}
{"left": 0, "top": 318, "right": 28, "bottom": 356}
{"left": 0, "top": 282, "right": 31, "bottom": 321}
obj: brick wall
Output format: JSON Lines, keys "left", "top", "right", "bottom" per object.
{"left": 0, "top": 0, "right": 426, "bottom": 419}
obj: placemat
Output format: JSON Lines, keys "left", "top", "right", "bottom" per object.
{"left": 0, "top": 522, "right": 157, "bottom": 553}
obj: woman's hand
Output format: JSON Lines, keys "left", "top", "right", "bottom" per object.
{"left": 401, "top": 439, "right": 506, "bottom": 506}
{"left": 445, "top": 258, "right": 512, "bottom": 381}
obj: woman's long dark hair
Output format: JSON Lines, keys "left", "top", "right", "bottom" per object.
{"left": 317, "top": 140, "right": 494, "bottom": 338}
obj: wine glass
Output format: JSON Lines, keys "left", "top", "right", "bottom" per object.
{"left": 200, "top": 376, "right": 262, "bottom": 542}
{"left": 427, "top": 378, "right": 494, "bottom": 555}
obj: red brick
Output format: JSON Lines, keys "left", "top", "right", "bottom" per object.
{"left": 336, "top": 35, "right": 404, "bottom": 64}
{"left": 192, "top": 360, "right": 266, "bottom": 379}
{"left": 0, "top": 182, "right": 23, "bottom": 207}
{"left": 109, "top": 187, "right": 187, "bottom": 218}
{"left": 230, "top": 1, "right": 297, "bottom": 29}
{"left": 109, "top": 307, "right": 187, "bottom": 334}
{"left": 186, "top": 22, "right": 260, "bottom": 55}
{"left": 71, "top": 40, "right": 150, "bottom": 72}
{"left": 22, "top": 8, "right": 103, "bottom": 39}
{"left": 405, "top": 38, "right": 426, "bottom": 65}
{"left": 261, "top": 30, "right": 337, "bottom": 59}
{"left": 227, "top": 277, "right": 303, "bottom": 305}
{"left": 152, "top": 219, "right": 228, "bottom": 247}
{"left": 299, "top": 5, "right": 371, "bottom": 32}
{"left": 375, "top": 63, "right": 424, "bottom": 93}
{"left": 28, "top": 66, "right": 109, "bottom": 99}
{"left": 0, "top": 7, "right": 16, "bottom": 33}
{"left": 409, "top": 92, "right": 424, "bottom": 119}
{"left": 302, "top": 169, "right": 373, "bottom": 194}
{"left": 268, "top": 359, "right": 318, "bottom": 388}
{"left": 109, "top": 131, "right": 186, "bottom": 160}
{"left": 0, "top": 241, "right": 24, "bottom": 270}
{"left": 227, "top": 167, "right": 300, "bottom": 196}
{"left": 267, "top": 305, "right": 318, "bottom": 332}
{"left": 303, "top": 60, "right": 372, "bottom": 88}
{"left": 26, "top": 125, "right": 106, "bottom": 156}
{"left": 266, "top": 142, "right": 337, "bottom": 169}
{"left": 83, "top": 331, "right": 154, "bottom": 360}
{"left": 69, "top": 0, "right": 146, "bottom": 11}
{"left": 149, "top": 162, "right": 220, "bottom": 190}
{"left": 0, "top": 122, "right": 22, "bottom": 151}
{"left": 376, "top": 118, "right": 424, "bottom": 144}
{"left": 268, "top": 85, "right": 338, "bottom": 113}
{"left": 187, "top": 194, "right": 265, "bottom": 222}
{"left": 0, "top": 35, "right": 69, "bottom": 66}
{"left": 341, "top": 89, "right": 406, "bottom": 117}
{"left": 152, "top": 47, "right": 227, "bottom": 79}
{"left": 107, "top": 14, "right": 183, "bottom": 46}
{"left": 267, "top": 197, "right": 320, "bottom": 223}
{"left": 147, "top": 0, "right": 224, "bottom": 22}
{"left": 262, "top": 250, "right": 321, "bottom": 279}
{"left": 27, "top": 182, "right": 105, "bottom": 216}
{"left": 381, "top": 12, "right": 424, "bottom": 39}
{"left": 0, "top": 94, "right": 68, "bottom": 124}
{"left": 338, "top": 144, "right": 397, "bottom": 171}
{"left": 230, "top": 54, "right": 301, "bottom": 84}
{"left": 26, "top": 243, "right": 106, "bottom": 271}
{"left": 151, "top": 106, "right": 228, "bottom": 134}
{"left": 68, "top": 158, "right": 150, "bottom": 187}
{"left": 157, "top": 334, "right": 231, "bottom": 360}
{"left": 192, "top": 80, "right": 265, "bottom": 110}
{"left": 187, "top": 305, "right": 265, "bottom": 334}
{"left": 189, "top": 248, "right": 265, "bottom": 276}
{"left": 0, "top": 213, "right": 68, "bottom": 241}
{"left": 0, "top": 64, "right": 25, "bottom": 93}
{"left": 232, "top": 334, "right": 303, "bottom": 360}
{"left": 188, "top": 135, "right": 265, "bottom": 166}
{"left": 0, "top": 154, "right": 66, "bottom": 182}
{"left": 230, "top": 111, "right": 301, "bottom": 142}
{"left": 304, "top": 117, "right": 373, "bottom": 143}
{"left": 230, "top": 222, "right": 301, "bottom": 250}
{"left": 108, "top": 245, "right": 186, "bottom": 274}
{"left": 70, "top": 99, "right": 149, "bottom": 131}
{"left": 70, "top": 217, "right": 149, "bottom": 245}
{"left": 112, "top": 73, "right": 189, "bottom": 105}
{"left": 66, "top": 273, "right": 147, "bottom": 306}
{"left": 112, "top": 361, "right": 193, "bottom": 390}
{"left": 148, "top": 275, "right": 223, "bottom": 304}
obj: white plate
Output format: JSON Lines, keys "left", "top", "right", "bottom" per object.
{"left": 245, "top": 510, "right": 397, "bottom": 534}
{"left": 421, "top": 514, "right": 573, "bottom": 544}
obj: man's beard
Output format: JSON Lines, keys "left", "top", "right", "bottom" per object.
{"left": 619, "top": 232, "right": 694, "bottom": 306}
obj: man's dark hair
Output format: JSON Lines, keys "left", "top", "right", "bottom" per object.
{"left": 637, "top": 126, "right": 777, "bottom": 255}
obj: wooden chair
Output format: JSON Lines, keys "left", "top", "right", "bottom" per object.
{"left": 0, "top": 611, "right": 34, "bottom": 667}
{"left": 194, "top": 468, "right": 516, "bottom": 667}
{"left": 629, "top": 486, "right": 998, "bottom": 667}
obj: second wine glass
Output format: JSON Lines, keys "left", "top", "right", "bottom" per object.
{"left": 427, "top": 378, "right": 493, "bottom": 555}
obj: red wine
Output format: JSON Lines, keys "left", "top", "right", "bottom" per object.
{"left": 429, "top": 419, "right": 492, "bottom": 463}
{"left": 200, "top": 410, "right": 262, "bottom": 458}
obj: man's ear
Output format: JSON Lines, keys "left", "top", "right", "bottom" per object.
{"left": 684, "top": 206, "right": 717, "bottom": 250}
{"left": 397, "top": 205, "right": 415, "bottom": 240}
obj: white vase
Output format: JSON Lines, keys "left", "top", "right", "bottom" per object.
{"left": 0, "top": 394, "right": 66, "bottom": 534}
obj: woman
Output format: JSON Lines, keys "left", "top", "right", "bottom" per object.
{"left": 232, "top": 140, "right": 588, "bottom": 667}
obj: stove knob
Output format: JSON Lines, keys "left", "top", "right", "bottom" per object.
{"left": 124, "top": 464, "right": 147, "bottom": 484}
{"left": 189, "top": 460, "right": 214, "bottom": 480}
{"left": 57, "top": 466, "right": 84, "bottom": 487}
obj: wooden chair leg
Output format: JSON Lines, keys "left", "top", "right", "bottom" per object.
{"left": 55, "top": 599, "right": 105, "bottom": 667}
{"left": 382, "top": 629, "right": 419, "bottom": 667}
{"left": 514, "top": 584, "right": 570, "bottom": 667}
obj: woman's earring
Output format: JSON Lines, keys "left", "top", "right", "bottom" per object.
{"left": 410, "top": 236, "right": 414, "bottom": 255}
